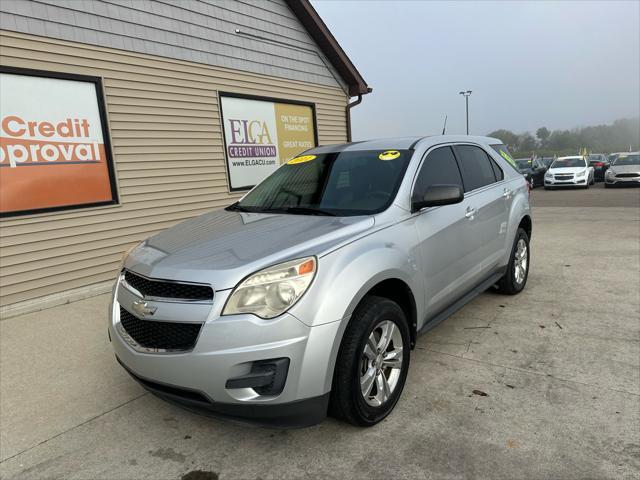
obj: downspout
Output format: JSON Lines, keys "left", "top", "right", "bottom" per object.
{"left": 345, "top": 87, "right": 372, "bottom": 142}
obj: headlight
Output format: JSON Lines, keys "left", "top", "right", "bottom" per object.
{"left": 576, "top": 170, "right": 586, "bottom": 177}
{"left": 606, "top": 170, "right": 615, "bottom": 176}
{"left": 545, "top": 172, "right": 553, "bottom": 178}
{"left": 223, "top": 257, "right": 316, "bottom": 319}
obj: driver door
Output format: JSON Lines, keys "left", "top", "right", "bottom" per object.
{"left": 412, "top": 146, "right": 477, "bottom": 319}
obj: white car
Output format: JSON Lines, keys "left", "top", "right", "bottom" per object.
{"left": 544, "top": 156, "right": 594, "bottom": 189}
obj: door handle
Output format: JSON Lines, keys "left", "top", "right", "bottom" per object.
{"left": 503, "top": 188, "right": 513, "bottom": 198}
{"left": 465, "top": 207, "right": 476, "bottom": 219}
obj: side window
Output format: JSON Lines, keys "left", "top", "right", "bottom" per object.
{"left": 489, "top": 143, "right": 520, "bottom": 173}
{"left": 413, "top": 146, "right": 463, "bottom": 199}
{"left": 491, "top": 157, "right": 504, "bottom": 180}
{"left": 454, "top": 145, "right": 497, "bottom": 192}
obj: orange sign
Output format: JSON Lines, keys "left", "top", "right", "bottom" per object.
{"left": 0, "top": 69, "right": 117, "bottom": 216}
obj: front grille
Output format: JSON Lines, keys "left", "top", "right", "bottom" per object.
{"left": 119, "top": 306, "right": 202, "bottom": 351}
{"left": 124, "top": 270, "right": 213, "bottom": 301}
{"left": 615, "top": 173, "right": 639, "bottom": 178}
{"left": 555, "top": 174, "right": 573, "bottom": 180}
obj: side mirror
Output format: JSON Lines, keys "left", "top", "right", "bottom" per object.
{"left": 411, "top": 184, "right": 464, "bottom": 212}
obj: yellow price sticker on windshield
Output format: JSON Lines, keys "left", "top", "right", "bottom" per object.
{"left": 288, "top": 155, "right": 316, "bottom": 164}
{"left": 379, "top": 150, "right": 401, "bottom": 161}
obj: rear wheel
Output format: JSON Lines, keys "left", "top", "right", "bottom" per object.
{"left": 496, "top": 227, "right": 530, "bottom": 295}
{"left": 330, "top": 296, "right": 410, "bottom": 426}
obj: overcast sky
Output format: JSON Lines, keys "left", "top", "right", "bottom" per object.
{"left": 312, "top": 0, "right": 640, "bottom": 140}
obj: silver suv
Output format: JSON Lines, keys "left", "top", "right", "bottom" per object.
{"left": 109, "top": 135, "right": 532, "bottom": 427}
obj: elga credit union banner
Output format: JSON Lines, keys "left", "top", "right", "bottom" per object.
{"left": 221, "top": 95, "right": 316, "bottom": 190}
{"left": 0, "top": 71, "right": 116, "bottom": 216}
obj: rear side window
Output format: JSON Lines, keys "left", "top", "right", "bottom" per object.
{"left": 491, "top": 157, "right": 504, "bottom": 181}
{"left": 413, "top": 146, "right": 463, "bottom": 199}
{"left": 454, "top": 145, "right": 497, "bottom": 192}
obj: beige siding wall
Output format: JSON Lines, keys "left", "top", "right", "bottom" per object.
{"left": 0, "top": 30, "right": 348, "bottom": 307}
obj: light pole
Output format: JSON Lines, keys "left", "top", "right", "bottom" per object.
{"left": 459, "top": 90, "right": 472, "bottom": 135}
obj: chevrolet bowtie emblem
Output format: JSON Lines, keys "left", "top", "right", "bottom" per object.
{"left": 131, "top": 300, "right": 157, "bottom": 318}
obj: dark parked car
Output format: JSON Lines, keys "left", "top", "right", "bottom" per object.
{"left": 515, "top": 158, "right": 547, "bottom": 187}
{"left": 588, "top": 153, "right": 610, "bottom": 181}
{"left": 540, "top": 157, "right": 555, "bottom": 169}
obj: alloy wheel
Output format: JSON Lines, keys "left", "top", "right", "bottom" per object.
{"left": 514, "top": 238, "right": 528, "bottom": 284}
{"left": 360, "top": 320, "right": 404, "bottom": 407}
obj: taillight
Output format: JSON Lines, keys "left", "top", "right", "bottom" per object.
{"left": 595, "top": 162, "right": 604, "bottom": 167}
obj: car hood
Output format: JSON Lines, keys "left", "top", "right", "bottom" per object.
{"left": 123, "top": 209, "right": 375, "bottom": 290}
{"left": 610, "top": 164, "right": 640, "bottom": 174}
{"left": 548, "top": 167, "right": 587, "bottom": 174}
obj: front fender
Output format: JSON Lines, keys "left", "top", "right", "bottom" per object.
{"left": 290, "top": 222, "right": 423, "bottom": 328}
{"left": 289, "top": 223, "right": 423, "bottom": 393}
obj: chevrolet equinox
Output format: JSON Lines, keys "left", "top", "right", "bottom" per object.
{"left": 110, "top": 135, "right": 532, "bottom": 427}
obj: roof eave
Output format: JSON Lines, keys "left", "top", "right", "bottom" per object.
{"left": 285, "top": 0, "right": 371, "bottom": 97}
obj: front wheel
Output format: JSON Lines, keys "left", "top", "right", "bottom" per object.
{"left": 330, "top": 296, "right": 410, "bottom": 426}
{"left": 495, "top": 227, "right": 530, "bottom": 295}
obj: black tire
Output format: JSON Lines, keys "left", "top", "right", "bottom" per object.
{"left": 329, "top": 296, "right": 411, "bottom": 426}
{"left": 605, "top": 183, "right": 610, "bottom": 188}
{"left": 495, "top": 227, "right": 530, "bottom": 295}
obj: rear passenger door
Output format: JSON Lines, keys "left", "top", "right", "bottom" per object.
{"left": 453, "top": 144, "right": 509, "bottom": 285}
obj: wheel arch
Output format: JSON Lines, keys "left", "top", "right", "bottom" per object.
{"left": 365, "top": 278, "right": 418, "bottom": 348}
{"left": 321, "top": 274, "right": 420, "bottom": 394}
{"left": 519, "top": 214, "right": 532, "bottom": 240}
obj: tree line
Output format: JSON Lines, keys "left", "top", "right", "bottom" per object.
{"left": 487, "top": 117, "right": 639, "bottom": 158}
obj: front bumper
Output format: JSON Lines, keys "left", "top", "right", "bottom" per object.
{"left": 544, "top": 176, "right": 587, "bottom": 187}
{"left": 117, "top": 357, "right": 330, "bottom": 427}
{"left": 605, "top": 174, "right": 640, "bottom": 185}
{"left": 108, "top": 276, "right": 341, "bottom": 427}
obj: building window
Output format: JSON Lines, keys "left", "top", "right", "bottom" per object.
{"left": 219, "top": 93, "right": 318, "bottom": 191}
{"left": 0, "top": 66, "right": 118, "bottom": 217}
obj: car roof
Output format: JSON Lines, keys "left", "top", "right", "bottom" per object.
{"left": 309, "top": 135, "right": 503, "bottom": 154}
{"left": 557, "top": 155, "right": 584, "bottom": 160}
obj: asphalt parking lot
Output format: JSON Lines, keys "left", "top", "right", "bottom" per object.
{"left": 1, "top": 184, "right": 639, "bottom": 480}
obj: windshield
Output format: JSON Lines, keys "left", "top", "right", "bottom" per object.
{"left": 515, "top": 159, "right": 531, "bottom": 171}
{"left": 551, "top": 158, "right": 586, "bottom": 168}
{"left": 613, "top": 154, "right": 640, "bottom": 166}
{"left": 588, "top": 154, "right": 605, "bottom": 162}
{"left": 230, "top": 149, "right": 413, "bottom": 216}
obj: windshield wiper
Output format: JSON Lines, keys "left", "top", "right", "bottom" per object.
{"left": 226, "top": 202, "right": 252, "bottom": 212}
{"left": 282, "top": 206, "right": 337, "bottom": 216}
{"left": 227, "top": 203, "right": 336, "bottom": 216}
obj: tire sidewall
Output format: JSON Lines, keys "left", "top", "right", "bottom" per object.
{"left": 349, "top": 300, "right": 411, "bottom": 425}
